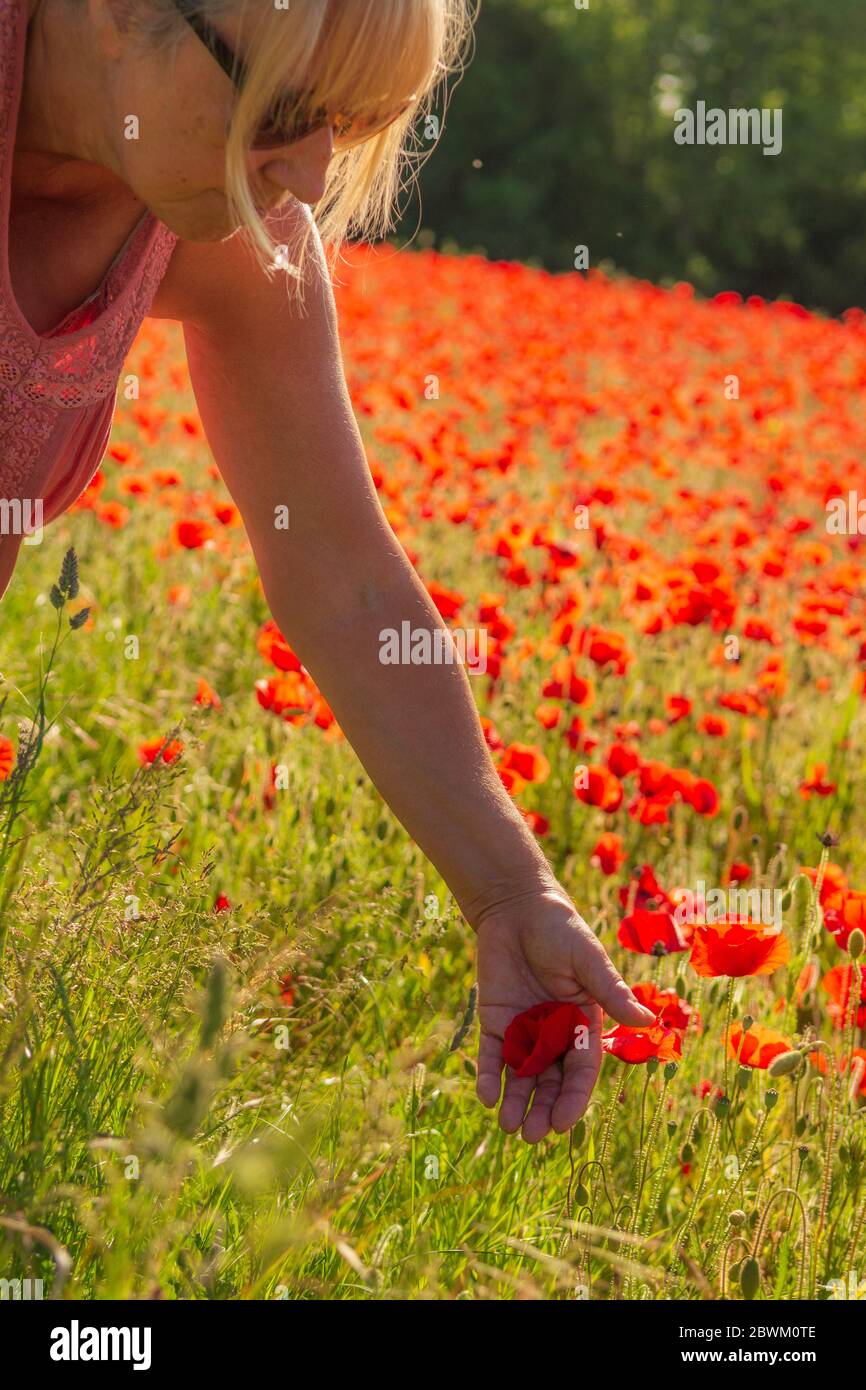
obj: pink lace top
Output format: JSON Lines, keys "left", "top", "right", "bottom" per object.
{"left": 0, "top": 0, "right": 179, "bottom": 525}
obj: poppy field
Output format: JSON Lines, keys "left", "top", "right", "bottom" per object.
{"left": 1, "top": 246, "right": 865, "bottom": 1300}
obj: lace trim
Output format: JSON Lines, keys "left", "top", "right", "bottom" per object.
{"left": 0, "top": 0, "right": 179, "bottom": 499}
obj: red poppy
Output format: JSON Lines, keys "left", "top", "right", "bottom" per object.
{"left": 574, "top": 764, "right": 623, "bottom": 812}
{"left": 542, "top": 657, "right": 594, "bottom": 706}
{"left": 498, "top": 742, "right": 551, "bottom": 785}
{"left": 591, "top": 832, "right": 627, "bottom": 875}
{"left": 618, "top": 908, "right": 689, "bottom": 956}
{"left": 799, "top": 763, "right": 837, "bottom": 798}
{"left": 823, "top": 890, "right": 866, "bottom": 952}
{"left": 619, "top": 865, "right": 675, "bottom": 913}
{"left": 195, "top": 677, "right": 222, "bottom": 709}
{"left": 426, "top": 581, "right": 465, "bottom": 620}
{"left": 171, "top": 518, "right": 214, "bottom": 550}
{"left": 137, "top": 737, "right": 184, "bottom": 765}
{"left": 810, "top": 1048, "right": 866, "bottom": 1097}
{"left": 0, "top": 736, "right": 13, "bottom": 782}
{"left": 666, "top": 694, "right": 692, "bottom": 724}
{"left": 726, "top": 862, "right": 751, "bottom": 884}
{"left": 214, "top": 894, "right": 231, "bottom": 912}
{"left": 689, "top": 919, "right": 790, "bottom": 978}
{"left": 800, "top": 861, "right": 848, "bottom": 908}
{"left": 633, "top": 981, "right": 700, "bottom": 1033}
{"left": 502, "top": 1001, "right": 590, "bottom": 1077}
{"left": 724, "top": 1022, "right": 790, "bottom": 1069}
{"left": 601, "top": 1022, "right": 682, "bottom": 1064}
{"left": 257, "top": 620, "right": 303, "bottom": 673}
{"left": 822, "top": 964, "right": 866, "bottom": 1028}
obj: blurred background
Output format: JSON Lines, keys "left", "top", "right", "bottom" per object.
{"left": 398, "top": 0, "right": 866, "bottom": 313}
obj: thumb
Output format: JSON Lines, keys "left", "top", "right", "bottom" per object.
{"left": 573, "top": 928, "right": 657, "bottom": 1027}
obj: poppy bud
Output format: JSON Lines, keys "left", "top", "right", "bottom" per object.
{"left": 795, "top": 1115, "right": 807, "bottom": 1136}
{"left": 728, "top": 1209, "right": 746, "bottom": 1228}
{"left": 573, "top": 1119, "right": 586, "bottom": 1148}
{"left": 740, "top": 1256, "right": 761, "bottom": 1300}
{"left": 849, "top": 928, "right": 865, "bottom": 960}
{"left": 674, "top": 976, "right": 686, "bottom": 998}
{"left": 768, "top": 1049, "right": 804, "bottom": 1078}
{"left": 575, "top": 1184, "right": 589, "bottom": 1207}
{"left": 780, "top": 889, "right": 793, "bottom": 913}
{"left": 681, "top": 1142, "right": 694, "bottom": 1164}
{"left": 765, "top": 1088, "right": 779, "bottom": 1109}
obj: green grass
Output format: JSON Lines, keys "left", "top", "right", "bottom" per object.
{"left": 0, "top": 303, "right": 864, "bottom": 1302}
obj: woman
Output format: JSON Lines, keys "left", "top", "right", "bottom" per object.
{"left": 0, "top": 0, "right": 654, "bottom": 1143}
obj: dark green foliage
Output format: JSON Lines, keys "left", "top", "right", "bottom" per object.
{"left": 403, "top": 0, "right": 866, "bottom": 312}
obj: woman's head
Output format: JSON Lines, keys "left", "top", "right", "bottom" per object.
{"left": 41, "top": 0, "right": 472, "bottom": 279}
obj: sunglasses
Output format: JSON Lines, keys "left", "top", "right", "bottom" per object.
{"left": 172, "top": 0, "right": 417, "bottom": 150}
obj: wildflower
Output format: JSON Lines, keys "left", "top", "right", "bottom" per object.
{"left": 618, "top": 909, "right": 689, "bottom": 956}
{"left": 724, "top": 1022, "right": 791, "bottom": 1069}
{"left": 0, "top": 736, "right": 13, "bottom": 781}
{"left": 502, "top": 1001, "right": 590, "bottom": 1077}
{"left": 689, "top": 918, "right": 790, "bottom": 977}
{"left": 601, "top": 1021, "right": 682, "bottom": 1064}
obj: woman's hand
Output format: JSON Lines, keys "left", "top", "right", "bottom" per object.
{"left": 475, "top": 890, "right": 656, "bottom": 1143}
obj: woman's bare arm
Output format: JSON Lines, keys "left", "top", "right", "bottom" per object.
{"left": 161, "top": 204, "right": 654, "bottom": 1140}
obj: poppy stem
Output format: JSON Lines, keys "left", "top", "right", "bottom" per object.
{"left": 722, "top": 977, "right": 735, "bottom": 1101}
{"left": 812, "top": 1061, "right": 840, "bottom": 1294}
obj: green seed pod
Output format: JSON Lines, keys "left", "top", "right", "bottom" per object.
{"left": 667, "top": 1121, "right": 677, "bottom": 1138}
{"left": 728, "top": 1209, "right": 747, "bottom": 1228}
{"left": 737, "top": 1066, "right": 752, "bottom": 1087}
{"left": 714, "top": 1094, "right": 730, "bottom": 1115}
{"left": 849, "top": 928, "right": 865, "bottom": 960}
{"left": 798, "top": 1145, "right": 809, "bottom": 1161}
{"left": 740, "top": 1256, "right": 761, "bottom": 1300}
{"left": 768, "top": 1049, "right": 804, "bottom": 1078}
{"left": 765, "top": 1088, "right": 779, "bottom": 1110}
{"left": 741, "top": 1015, "right": 754, "bottom": 1032}
{"left": 664, "top": 1061, "right": 678, "bottom": 1081}
{"left": 647, "top": 1056, "right": 659, "bottom": 1075}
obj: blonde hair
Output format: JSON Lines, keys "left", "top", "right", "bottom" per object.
{"left": 124, "top": 0, "right": 474, "bottom": 289}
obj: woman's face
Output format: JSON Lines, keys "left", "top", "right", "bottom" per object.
{"left": 82, "top": 3, "right": 337, "bottom": 240}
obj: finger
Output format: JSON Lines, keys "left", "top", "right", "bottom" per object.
{"left": 476, "top": 1031, "right": 504, "bottom": 1108}
{"left": 573, "top": 927, "right": 657, "bottom": 1027}
{"left": 499, "top": 1069, "right": 535, "bottom": 1133}
{"left": 551, "top": 1009, "right": 602, "bottom": 1132}
{"left": 521, "top": 1064, "right": 562, "bottom": 1144}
